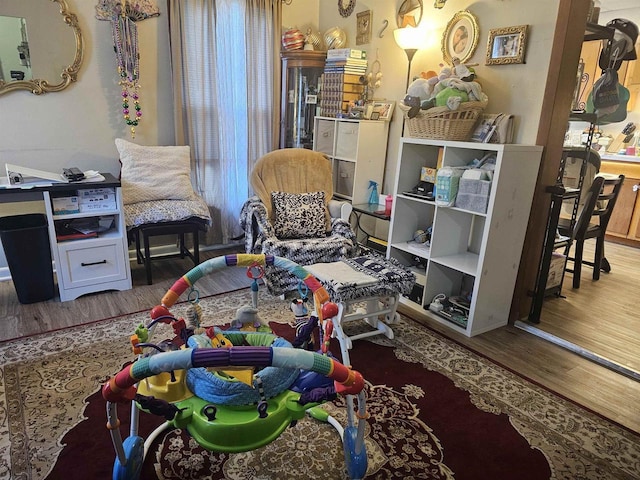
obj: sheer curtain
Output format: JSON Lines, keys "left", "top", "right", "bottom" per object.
{"left": 167, "top": 0, "right": 282, "bottom": 245}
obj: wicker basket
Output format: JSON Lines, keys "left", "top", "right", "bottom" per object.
{"left": 399, "top": 100, "right": 488, "bottom": 141}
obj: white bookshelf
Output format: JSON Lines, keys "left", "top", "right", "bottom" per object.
{"left": 313, "top": 116, "right": 389, "bottom": 205}
{"left": 387, "top": 138, "right": 542, "bottom": 336}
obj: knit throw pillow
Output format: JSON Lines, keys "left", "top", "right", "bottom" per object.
{"left": 116, "top": 138, "right": 198, "bottom": 205}
{"left": 271, "top": 191, "right": 327, "bottom": 239}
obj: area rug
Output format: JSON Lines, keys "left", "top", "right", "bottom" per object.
{"left": 1, "top": 289, "right": 639, "bottom": 480}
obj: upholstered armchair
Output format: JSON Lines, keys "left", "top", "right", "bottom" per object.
{"left": 239, "top": 148, "right": 358, "bottom": 295}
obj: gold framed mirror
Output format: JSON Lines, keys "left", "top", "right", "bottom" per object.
{"left": 0, "top": 0, "right": 83, "bottom": 95}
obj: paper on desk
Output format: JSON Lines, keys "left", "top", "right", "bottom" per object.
{"left": 5, "top": 163, "right": 105, "bottom": 186}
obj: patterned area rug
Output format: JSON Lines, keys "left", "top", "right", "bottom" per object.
{"left": 1, "top": 288, "right": 639, "bottom": 479}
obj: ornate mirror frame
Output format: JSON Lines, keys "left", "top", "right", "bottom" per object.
{"left": 0, "top": 0, "right": 83, "bottom": 95}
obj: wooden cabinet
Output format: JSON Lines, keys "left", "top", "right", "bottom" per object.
{"left": 386, "top": 138, "right": 542, "bottom": 337}
{"left": 43, "top": 175, "right": 131, "bottom": 301}
{"left": 600, "top": 160, "right": 640, "bottom": 245}
{"left": 312, "top": 116, "right": 389, "bottom": 205}
{"left": 280, "top": 50, "right": 326, "bottom": 149}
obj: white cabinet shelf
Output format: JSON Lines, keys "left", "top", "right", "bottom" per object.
{"left": 387, "top": 138, "right": 542, "bottom": 336}
{"left": 313, "top": 116, "right": 389, "bottom": 204}
{"left": 43, "top": 175, "right": 132, "bottom": 301}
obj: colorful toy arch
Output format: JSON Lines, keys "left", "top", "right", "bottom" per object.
{"left": 102, "top": 254, "right": 369, "bottom": 480}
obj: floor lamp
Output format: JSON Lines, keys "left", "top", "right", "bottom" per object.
{"left": 394, "top": 26, "right": 423, "bottom": 136}
{"left": 393, "top": 26, "right": 423, "bottom": 91}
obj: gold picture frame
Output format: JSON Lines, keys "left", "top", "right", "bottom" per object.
{"left": 485, "top": 25, "right": 529, "bottom": 65}
{"left": 356, "top": 10, "right": 372, "bottom": 45}
{"left": 441, "top": 10, "right": 479, "bottom": 65}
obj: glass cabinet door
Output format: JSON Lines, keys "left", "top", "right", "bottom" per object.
{"left": 280, "top": 50, "right": 326, "bottom": 149}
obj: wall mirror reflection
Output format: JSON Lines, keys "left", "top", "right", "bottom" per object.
{"left": 0, "top": 0, "right": 83, "bottom": 95}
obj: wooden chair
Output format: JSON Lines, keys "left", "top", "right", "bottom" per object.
{"left": 128, "top": 218, "right": 208, "bottom": 285}
{"left": 559, "top": 174, "right": 624, "bottom": 288}
{"left": 116, "top": 138, "right": 212, "bottom": 285}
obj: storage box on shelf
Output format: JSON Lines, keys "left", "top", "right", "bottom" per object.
{"left": 313, "top": 116, "right": 389, "bottom": 205}
{"left": 387, "top": 138, "right": 542, "bottom": 336}
{"left": 43, "top": 175, "right": 131, "bottom": 301}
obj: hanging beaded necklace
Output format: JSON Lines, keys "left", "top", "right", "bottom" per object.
{"left": 112, "top": 8, "right": 142, "bottom": 137}
{"left": 96, "top": 0, "right": 160, "bottom": 138}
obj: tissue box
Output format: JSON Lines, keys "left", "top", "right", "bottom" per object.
{"left": 78, "top": 188, "right": 117, "bottom": 212}
{"left": 455, "top": 178, "right": 491, "bottom": 213}
{"left": 420, "top": 167, "right": 437, "bottom": 183}
{"left": 435, "top": 168, "right": 463, "bottom": 206}
{"left": 547, "top": 253, "right": 566, "bottom": 289}
{"left": 52, "top": 196, "right": 80, "bottom": 215}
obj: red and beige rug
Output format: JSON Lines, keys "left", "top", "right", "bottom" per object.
{"left": 1, "top": 289, "right": 638, "bottom": 479}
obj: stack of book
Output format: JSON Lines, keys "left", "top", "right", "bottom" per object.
{"left": 320, "top": 49, "right": 367, "bottom": 117}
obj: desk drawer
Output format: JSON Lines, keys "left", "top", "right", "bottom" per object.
{"left": 58, "top": 240, "right": 127, "bottom": 288}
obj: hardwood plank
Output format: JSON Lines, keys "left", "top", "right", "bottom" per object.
{"left": 533, "top": 240, "right": 640, "bottom": 372}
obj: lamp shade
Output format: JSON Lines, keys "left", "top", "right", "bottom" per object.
{"left": 393, "top": 26, "right": 423, "bottom": 51}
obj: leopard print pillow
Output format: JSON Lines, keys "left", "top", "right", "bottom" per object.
{"left": 271, "top": 191, "right": 327, "bottom": 239}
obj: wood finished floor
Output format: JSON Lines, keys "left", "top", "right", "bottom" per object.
{"left": 532, "top": 240, "right": 640, "bottom": 373}
{"left": 1, "top": 244, "right": 639, "bottom": 434}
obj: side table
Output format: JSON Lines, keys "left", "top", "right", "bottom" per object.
{"left": 350, "top": 203, "right": 390, "bottom": 253}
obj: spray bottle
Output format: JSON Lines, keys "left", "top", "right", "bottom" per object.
{"left": 368, "top": 180, "right": 379, "bottom": 205}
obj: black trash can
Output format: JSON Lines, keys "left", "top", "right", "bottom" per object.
{"left": 0, "top": 213, "right": 55, "bottom": 304}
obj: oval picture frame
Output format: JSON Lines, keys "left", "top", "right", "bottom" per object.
{"left": 441, "top": 10, "right": 479, "bottom": 65}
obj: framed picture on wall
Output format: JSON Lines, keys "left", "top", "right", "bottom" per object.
{"left": 441, "top": 10, "right": 479, "bottom": 65}
{"left": 486, "top": 25, "right": 529, "bottom": 65}
{"left": 356, "top": 10, "right": 372, "bottom": 45}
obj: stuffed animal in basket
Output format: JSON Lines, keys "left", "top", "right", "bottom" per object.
{"left": 402, "top": 58, "right": 486, "bottom": 118}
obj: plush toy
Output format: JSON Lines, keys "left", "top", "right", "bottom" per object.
{"left": 437, "top": 64, "right": 453, "bottom": 81}
{"left": 230, "top": 305, "right": 265, "bottom": 331}
{"left": 290, "top": 298, "right": 309, "bottom": 323}
{"left": 452, "top": 57, "right": 474, "bottom": 81}
{"left": 422, "top": 70, "right": 438, "bottom": 80}
{"left": 435, "top": 87, "right": 469, "bottom": 109}
{"left": 401, "top": 60, "right": 486, "bottom": 115}
{"left": 407, "top": 78, "right": 432, "bottom": 101}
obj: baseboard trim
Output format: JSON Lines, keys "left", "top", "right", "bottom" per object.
{"left": 514, "top": 320, "right": 640, "bottom": 382}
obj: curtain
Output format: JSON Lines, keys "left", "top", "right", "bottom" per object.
{"left": 167, "top": 0, "right": 282, "bottom": 245}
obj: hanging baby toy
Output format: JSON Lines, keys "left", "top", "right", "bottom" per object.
{"left": 95, "top": 0, "right": 160, "bottom": 138}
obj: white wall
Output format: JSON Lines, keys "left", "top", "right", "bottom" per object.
{"left": 0, "top": 0, "right": 174, "bottom": 178}
{"left": 282, "top": 0, "right": 320, "bottom": 36}
{"left": 0, "top": 0, "right": 174, "bottom": 272}
{"left": 300, "top": 0, "right": 561, "bottom": 194}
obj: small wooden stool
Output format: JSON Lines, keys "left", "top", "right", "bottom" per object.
{"left": 130, "top": 219, "right": 207, "bottom": 285}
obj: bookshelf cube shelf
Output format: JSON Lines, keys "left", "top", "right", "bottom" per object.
{"left": 387, "top": 138, "right": 542, "bottom": 336}
{"left": 313, "top": 116, "right": 389, "bottom": 205}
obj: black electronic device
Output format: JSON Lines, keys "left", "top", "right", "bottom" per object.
{"left": 63, "top": 167, "right": 85, "bottom": 182}
{"left": 403, "top": 181, "right": 435, "bottom": 200}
